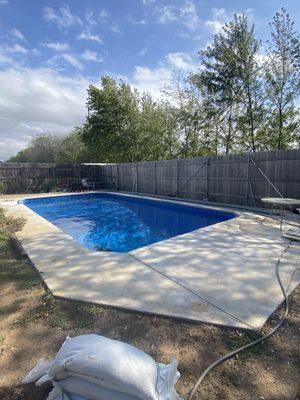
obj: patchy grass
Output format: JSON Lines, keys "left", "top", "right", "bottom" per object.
{"left": 227, "top": 331, "right": 267, "bottom": 363}
{"left": 0, "top": 257, "right": 42, "bottom": 290}
{"left": 0, "top": 240, "right": 103, "bottom": 332}
{"left": 12, "top": 293, "right": 104, "bottom": 331}
{"left": 0, "top": 299, "right": 24, "bottom": 317}
{"left": 220, "top": 370, "right": 242, "bottom": 387}
{"left": 0, "top": 208, "right": 25, "bottom": 238}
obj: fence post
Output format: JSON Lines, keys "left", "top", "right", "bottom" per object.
{"left": 77, "top": 164, "right": 81, "bottom": 185}
{"left": 117, "top": 164, "right": 120, "bottom": 191}
{"left": 136, "top": 164, "right": 138, "bottom": 192}
{"left": 176, "top": 159, "right": 179, "bottom": 197}
{"left": 206, "top": 158, "right": 209, "bottom": 200}
{"left": 154, "top": 162, "right": 157, "bottom": 195}
{"left": 23, "top": 167, "right": 28, "bottom": 192}
{"left": 245, "top": 154, "right": 250, "bottom": 206}
{"left": 52, "top": 166, "right": 56, "bottom": 185}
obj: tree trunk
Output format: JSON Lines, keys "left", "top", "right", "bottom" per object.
{"left": 277, "top": 104, "right": 283, "bottom": 150}
{"left": 247, "top": 89, "right": 256, "bottom": 152}
{"left": 226, "top": 107, "right": 233, "bottom": 154}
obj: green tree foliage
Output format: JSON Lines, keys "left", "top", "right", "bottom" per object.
{"left": 163, "top": 72, "right": 205, "bottom": 157}
{"left": 264, "top": 8, "right": 300, "bottom": 149}
{"left": 80, "top": 76, "right": 180, "bottom": 162}
{"left": 8, "top": 131, "right": 90, "bottom": 163}
{"left": 190, "top": 13, "right": 266, "bottom": 153}
{"left": 81, "top": 77, "right": 140, "bottom": 162}
{"left": 137, "top": 94, "right": 175, "bottom": 161}
{"left": 190, "top": 21, "right": 241, "bottom": 154}
{"left": 232, "top": 15, "right": 265, "bottom": 152}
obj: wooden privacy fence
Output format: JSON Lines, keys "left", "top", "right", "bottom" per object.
{"left": 0, "top": 149, "right": 299, "bottom": 207}
{"left": 0, "top": 163, "right": 101, "bottom": 194}
{"left": 99, "top": 149, "right": 300, "bottom": 208}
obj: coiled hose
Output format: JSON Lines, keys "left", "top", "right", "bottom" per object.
{"left": 188, "top": 239, "right": 295, "bottom": 400}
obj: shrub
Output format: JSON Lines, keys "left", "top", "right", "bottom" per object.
{"left": 0, "top": 208, "right": 25, "bottom": 240}
{"left": 3, "top": 181, "right": 23, "bottom": 194}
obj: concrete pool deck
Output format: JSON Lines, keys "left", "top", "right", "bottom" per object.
{"left": 1, "top": 191, "right": 299, "bottom": 330}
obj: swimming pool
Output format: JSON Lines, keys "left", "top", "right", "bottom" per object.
{"left": 24, "top": 193, "right": 236, "bottom": 253}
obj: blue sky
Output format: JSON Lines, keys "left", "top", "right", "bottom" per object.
{"left": 0, "top": 0, "right": 299, "bottom": 160}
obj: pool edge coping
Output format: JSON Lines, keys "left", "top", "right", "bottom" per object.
{"left": 2, "top": 191, "right": 299, "bottom": 331}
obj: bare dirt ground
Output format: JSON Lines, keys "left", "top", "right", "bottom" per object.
{"left": 0, "top": 237, "right": 299, "bottom": 400}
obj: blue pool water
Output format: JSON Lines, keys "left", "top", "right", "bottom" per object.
{"left": 24, "top": 193, "right": 235, "bottom": 253}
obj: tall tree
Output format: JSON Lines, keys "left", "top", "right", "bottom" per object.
{"left": 137, "top": 94, "right": 167, "bottom": 161}
{"left": 160, "top": 102, "right": 181, "bottom": 159}
{"left": 164, "top": 72, "right": 204, "bottom": 157}
{"left": 81, "top": 77, "right": 140, "bottom": 163}
{"left": 56, "top": 130, "right": 91, "bottom": 163}
{"left": 229, "top": 14, "right": 265, "bottom": 152}
{"left": 190, "top": 18, "right": 242, "bottom": 154}
{"left": 82, "top": 76, "right": 181, "bottom": 162}
{"left": 264, "top": 8, "right": 300, "bottom": 149}
{"left": 191, "top": 14, "right": 267, "bottom": 153}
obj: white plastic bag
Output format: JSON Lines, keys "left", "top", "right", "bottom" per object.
{"left": 23, "top": 334, "right": 181, "bottom": 400}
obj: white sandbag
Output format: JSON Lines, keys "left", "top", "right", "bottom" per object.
{"left": 23, "top": 334, "right": 181, "bottom": 400}
{"left": 57, "top": 376, "right": 140, "bottom": 400}
{"left": 45, "top": 386, "right": 86, "bottom": 400}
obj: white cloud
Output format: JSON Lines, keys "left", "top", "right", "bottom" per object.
{"left": 43, "top": 41, "right": 70, "bottom": 51}
{"left": 97, "top": 8, "right": 121, "bottom": 34}
{"left": 81, "top": 50, "right": 103, "bottom": 63}
{"left": 212, "top": 7, "right": 226, "bottom": 18}
{"left": 139, "top": 48, "right": 148, "bottom": 56}
{"left": 61, "top": 53, "right": 83, "bottom": 69}
{"left": 99, "top": 9, "right": 110, "bottom": 21}
{"left": 205, "top": 8, "right": 227, "bottom": 34}
{"left": 142, "top": 0, "right": 155, "bottom": 4}
{"left": 43, "top": 4, "right": 82, "bottom": 29}
{"left": 6, "top": 43, "right": 28, "bottom": 54}
{"left": 11, "top": 28, "right": 26, "bottom": 42}
{"left": 0, "top": 49, "right": 13, "bottom": 65}
{"left": 180, "top": 1, "right": 199, "bottom": 31}
{"left": 0, "top": 0, "right": 9, "bottom": 5}
{"left": 205, "top": 20, "right": 223, "bottom": 34}
{"left": 131, "top": 51, "right": 198, "bottom": 99}
{"left": 20, "top": 123, "right": 44, "bottom": 133}
{"left": 126, "top": 14, "right": 146, "bottom": 25}
{"left": 0, "top": 67, "right": 92, "bottom": 160}
{"left": 205, "top": 8, "right": 255, "bottom": 35}
{"left": 111, "top": 25, "right": 122, "bottom": 34}
{"left": 85, "top": 10, "right": 97, "bottom": 28}
{"left": 0, "top": 42, "right": 28, "bottom": 65}
{"left": 46, "top": 49, "right": 103, "bottom": 70}
{"left": 157, "top": 5, "right": 177, "bottom": 24}
{"left": 76, "top": 11, "right": 105, "bottom": 45}
{"left": 165, "top": 52, "right": 196, "bottom": 70}
{"left": 77, "top": 32, "right": 103, "bottom": 44}
{"left": 157, "top": 1, "right": 199, "bottom": 31}
{"left": 132, "top": 66, "right": 172, "bottom": 99}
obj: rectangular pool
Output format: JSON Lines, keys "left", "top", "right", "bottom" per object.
{"left": 24, "top": 193, "right": 236, "bottom": 253}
